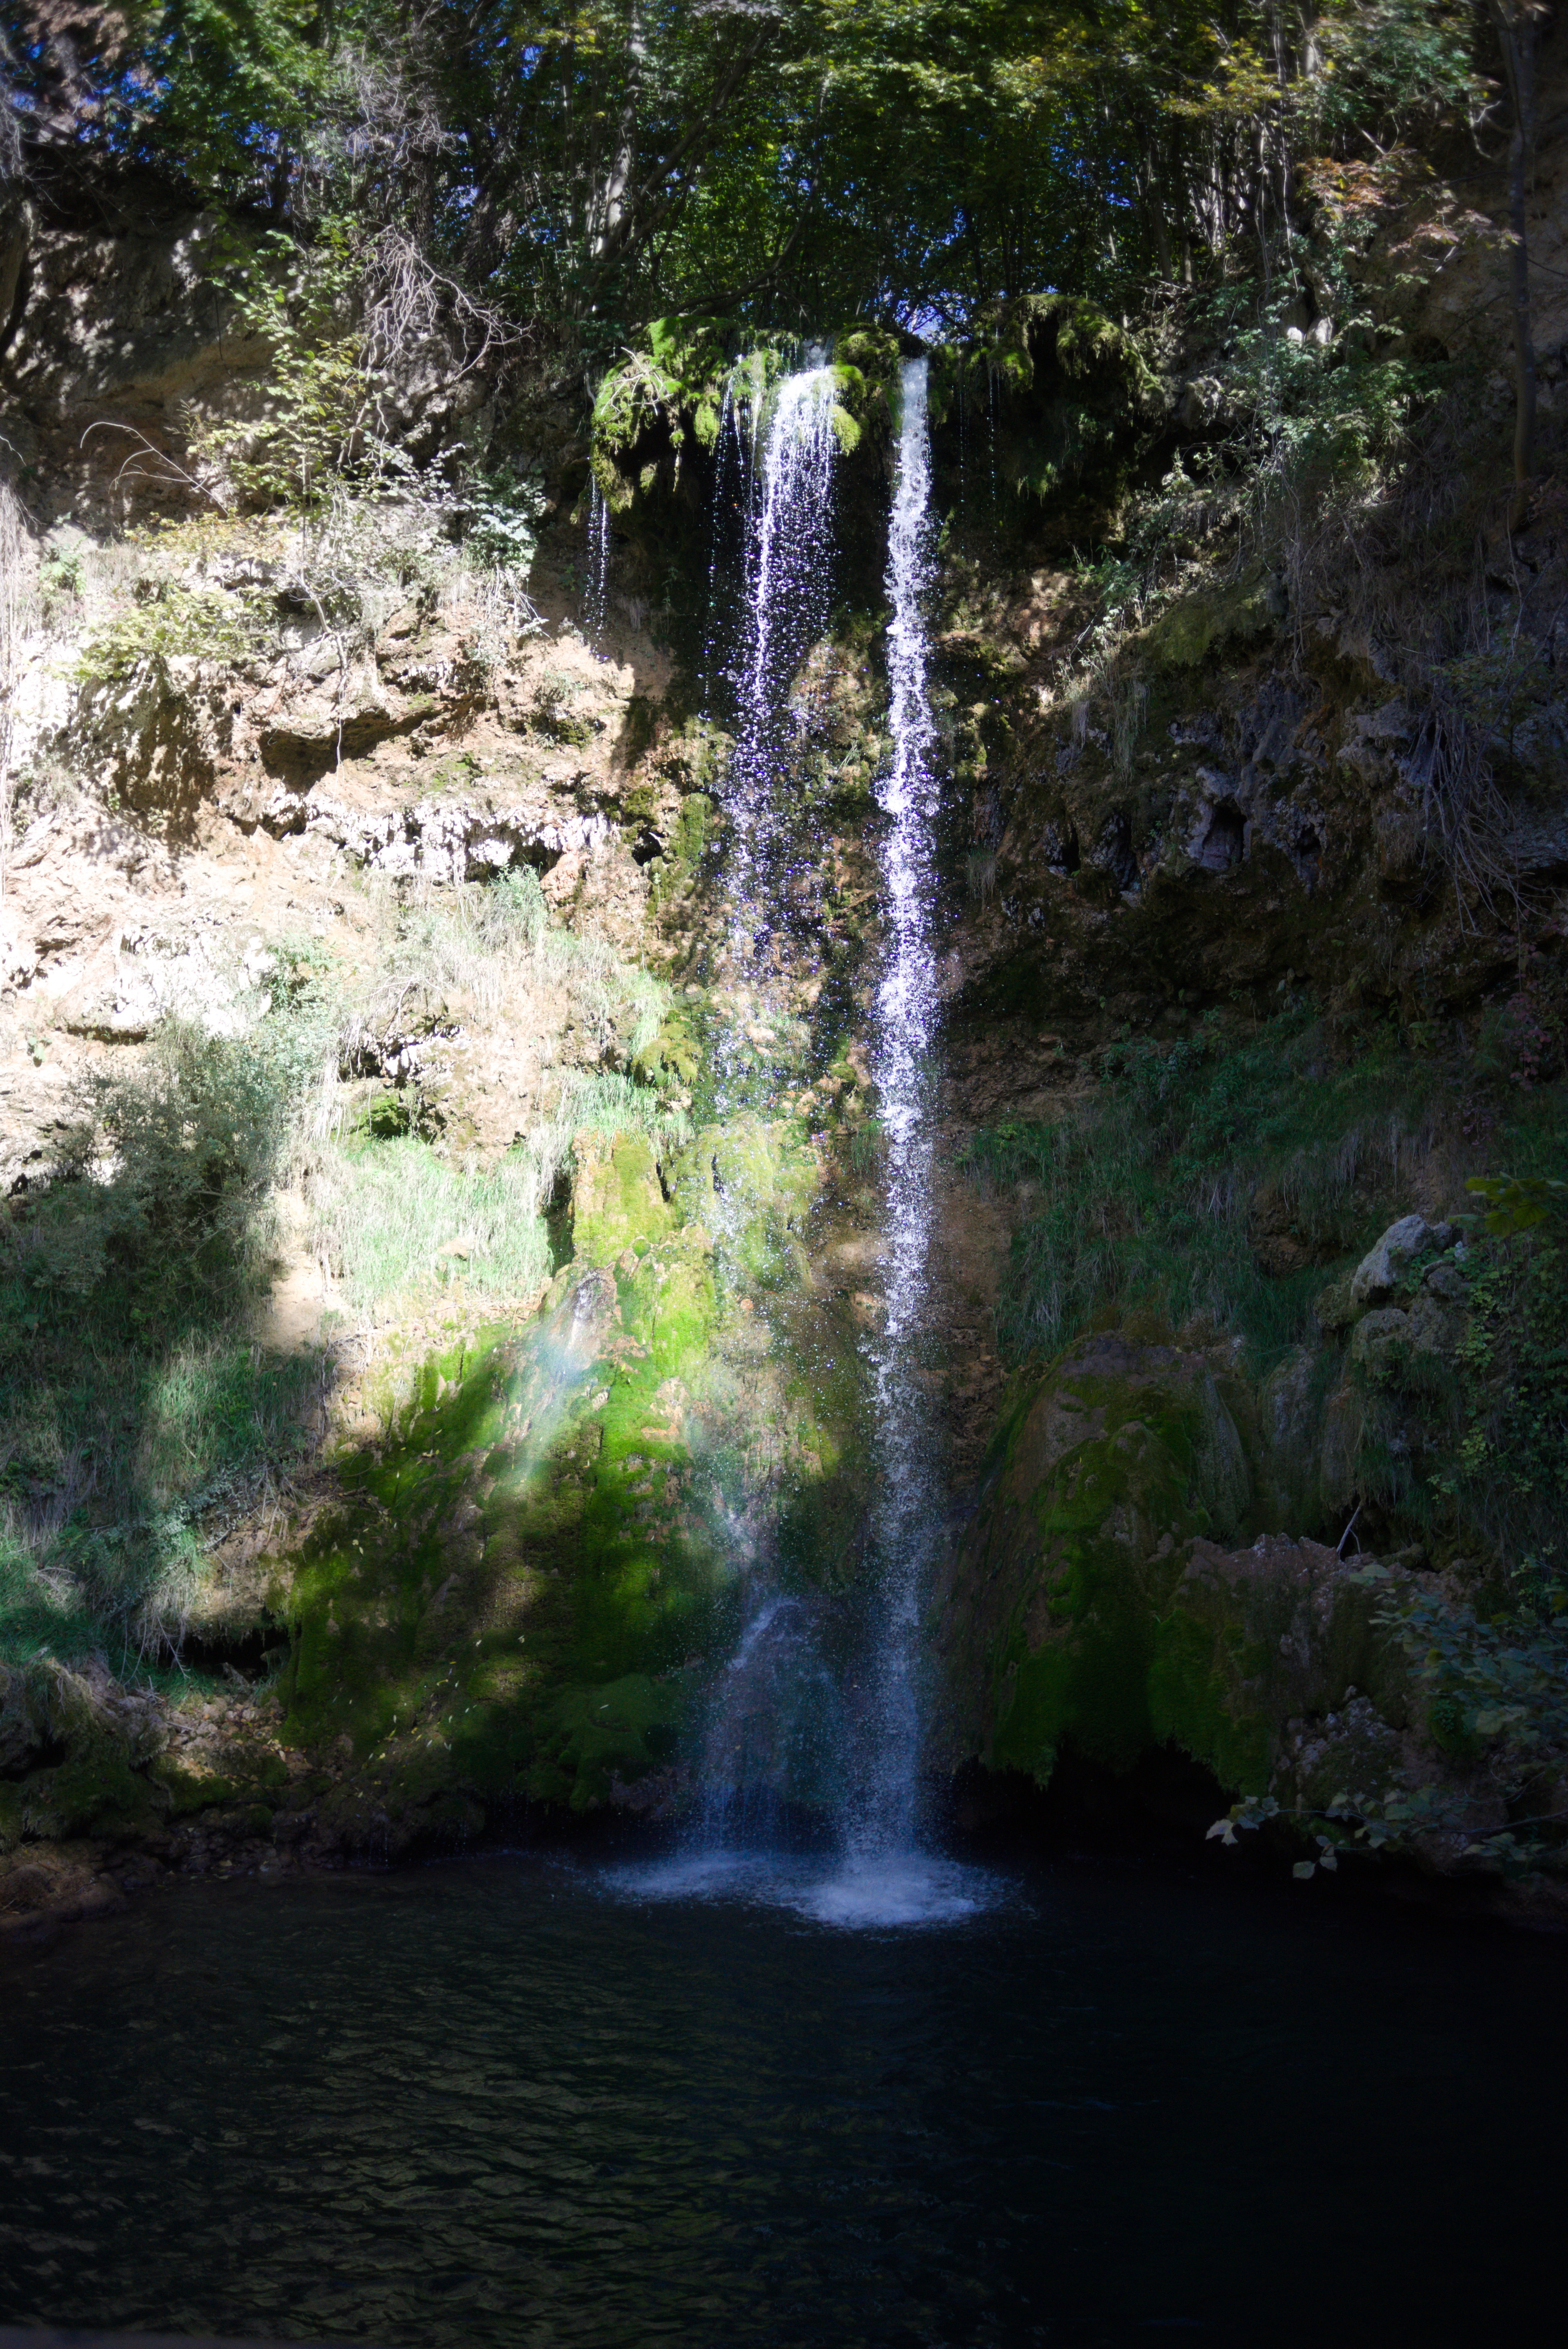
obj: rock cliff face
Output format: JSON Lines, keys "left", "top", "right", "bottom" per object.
{"left": 2, "top": 161, "right": 1566, "bottom": 1937}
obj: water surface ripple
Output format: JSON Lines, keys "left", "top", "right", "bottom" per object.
{"left": 0, "top": 1854, "right": 1563, "bottom": 2346}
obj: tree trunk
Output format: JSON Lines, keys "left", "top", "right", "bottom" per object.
{"left": 593, "top": 0, "right": 644, "bottom": 263}
{"left": 1489, "top": 1, "right": 1541, "bottom": 528}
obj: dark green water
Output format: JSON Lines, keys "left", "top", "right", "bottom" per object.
{"left": 0, "top": 1846, "right": 1561, "bottom": 2347}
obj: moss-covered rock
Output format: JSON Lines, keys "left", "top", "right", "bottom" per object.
{"left": 274, "top": 1260, "right": 736, "bottom": 1820}
{"left": 570, "top": 1128, "right": 674, "bottom": 1266}
{"left": 647, "top": 791, "right": 713, "bottom": 921}
{"left": 1, "top": 1663, "right": 166, "bottom": 1842}
{"left": 268, "top": 1118, "right": 879, "bottom": 1829}
{"left": 671, "top": 1114, "right": 817, "bottom": 1289}
{"left": 929, "top": 1330, "right": 1250, "bottom": 1784}
{"left": 1148, "top": 1535, "right": 1416, "bottom": 1797}
{"left": 1135, "top": 570, "right": 1281, "bottom": 673}
{"left": 931, "top": 1323, "right": 1509, "bottom": 1870}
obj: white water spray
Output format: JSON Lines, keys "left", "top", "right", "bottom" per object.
{"left": 704, "top": 362, "right": 839, "bottom": 1183}
{"left": 723, "top": 363, "right": 839, "bottom": 962}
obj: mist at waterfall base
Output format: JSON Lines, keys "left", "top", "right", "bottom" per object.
{"left": 4, "top": 1854, "right": 1565, "bottom": 2347}
{"left": 655, "top": 353, "right": 973, "bottom": 1927}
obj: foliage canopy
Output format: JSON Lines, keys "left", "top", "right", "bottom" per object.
{"left": 3, "top": 2, "right": 1489, "bottom": 342}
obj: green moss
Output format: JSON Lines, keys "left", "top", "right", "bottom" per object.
{"left": 1147, "top": 1599, "right": 1274, "bottom": 1794}
{"left": 275, "top": 1245, "right": 734, "bottom": 1817}
{"left": 151, "top": 1763, "right": 238, "bottom": 1816}
{"left": 24, "top": 1739, "right": 158, "bottom": 1839}
{"left": 633, "top": 1015, "right": 702, "bottom": 1087}
{"left": 1153, "top": 1540, "right": 1415, "bottom": 1798}
{"left": 570, "top": 1130, "right": 673, "bottom": 1266}
{"left": 946, "top": 1336, "right": 1248, "bottom": 1788}
{"left": 670, "top": 1116, "right": 816, "bottom": 1288}
{"left": 1137, "top": 571, "right": 1278, "bottom": 672}
{"left": 590, "top": 317, "right": 738, "bottom": 510}
{"left": 940, "top": 1325, "right": 1439, "bottom": 1812}
{"left": 984, "top": 1375, "right": 1207, "bottom": 1780}
{"left": 526, "top": 1671, "right": 694, "bottom": 1809}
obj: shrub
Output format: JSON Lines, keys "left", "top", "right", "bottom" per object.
{"left": 74, "top": 579, "right": 265, "bottom": 688}
{"left": 0, "top": 1013, "right": 328, "bottom": 1662}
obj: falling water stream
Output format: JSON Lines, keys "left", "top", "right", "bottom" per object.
{"left": 584, "top": 478, "right": 612, "bottom": 640}
{"left": 635, "top": 351, "right": 983, "bottom": 1926}
{"left": 714, "top": 358, "right": 839, "bottom": 1009}
{"left": 687, "top": 358, "right": 853, "bottom": 1865}
{"left": 853, "top": 355, "right": 942, "bottom": 1858}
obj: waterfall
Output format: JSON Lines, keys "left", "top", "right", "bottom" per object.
{"left": 584, "top": 480, "right": 611, "bottom": 640}
{"left": 719, "top": 361, "right": 839, "bottom": 1000}
{"left": 987, "top": 360, "right": 999, "bottom": 514}
{"left": 696, "top": 361, "right": 848, "bottom": 1838}
{"left": 702, "top": 361, "right": 838, "bottom": 1229}
{"left": 850, "top": 355, "right": 941, "bottom": 1858}
{"left": 660, "top": 350, "right": 984, "bottom": 1924}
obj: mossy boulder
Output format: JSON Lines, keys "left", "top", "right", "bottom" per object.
{"left": 932, "top": 1330, "right": 1461, "bottom": 1834}
{"left": 1148, "top": 1535, "right": 1416, "bottom": 1797}
{"left": 0, "top": 1663, "right": 165, "bottom": 1842}
{"left": 671, "top": 1114, "right": 816, "bottom": 1289}
{"left": 1136, "top": 570, "right": 1281, "bottom": 673}
{"left": 648, "top": 790, "right": 712, "bottom": 918}
{"left": 1255, "top": 1338, "right": 1362, "bottom": 1531}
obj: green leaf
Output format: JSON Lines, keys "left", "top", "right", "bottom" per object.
{"left": 1466, "top": 1174, "right": 1568, "bottom": 1239}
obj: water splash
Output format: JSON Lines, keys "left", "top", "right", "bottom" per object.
{"left": 604, "top": 1849, "right": 1003, "bottom": 1930}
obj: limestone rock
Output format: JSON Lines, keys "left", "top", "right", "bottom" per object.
{"left": 1349, "top": 1214, "right": 1432, "bottom": 1306}
{"left": 1349, "top": 1304, "right": 1414, "bottom": 1379}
